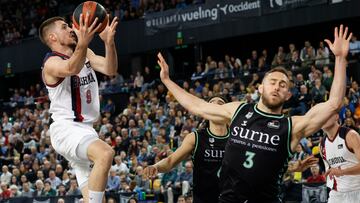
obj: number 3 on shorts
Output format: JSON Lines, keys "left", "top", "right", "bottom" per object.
{"left": 243, "top": 151, "right": 255, "bottom": 169}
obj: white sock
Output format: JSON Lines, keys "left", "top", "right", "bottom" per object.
{"left": 89, "top": 190, "right": 104, "bottom": 203}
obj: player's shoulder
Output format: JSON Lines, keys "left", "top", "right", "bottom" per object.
{"left": 43, "top": 56, "right": 67, "bottom": 71}
{"left": 346, "top": 128, "right": 360, "bottom": 140}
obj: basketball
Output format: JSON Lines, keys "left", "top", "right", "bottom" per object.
{"left": 72, "top": 1, "right": 108, "bottom": 33}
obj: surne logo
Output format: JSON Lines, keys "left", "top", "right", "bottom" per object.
{"left": 204, "top": 149, "right": 225, "bottom": 158}
{"left": 231, "top": 126, "right": 280, "bottom": 146}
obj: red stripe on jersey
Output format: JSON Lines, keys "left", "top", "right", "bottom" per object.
{"left": 71, "top": 76, "right": 84, "bottom": 122}
{"left": 333, "top": 178, "right": 337, "bottom": 191}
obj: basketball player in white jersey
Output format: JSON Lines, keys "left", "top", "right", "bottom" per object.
{"left": 320, "top": 113, "right": 360, "bottom": 203}
{"left": 39, "top": 13, "right": 118, "bottom": 203}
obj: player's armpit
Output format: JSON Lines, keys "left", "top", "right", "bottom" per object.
{"left": 291, "top": 101, "right": 338, "bottom": 150}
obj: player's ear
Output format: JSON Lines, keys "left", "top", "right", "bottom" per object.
{"left": 49, "top": 33, "right": 56, "bottom": 42}
{"left": 285, "top": 90, "right": 292, "bottom": 101}
{"left": 258, "top": 84, "right": 263, "bottom": 94}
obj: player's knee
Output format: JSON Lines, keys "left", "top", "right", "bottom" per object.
{"left": 102, "top": 147, "right": 115, "bottom": 165}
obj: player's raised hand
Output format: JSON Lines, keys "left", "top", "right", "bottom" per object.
{"left": 72, "top": 13, "right": 102, "bottom": 47}
{"left": 324, "top": 24, "right": 352, "bottom": 58}
{"left": 99, "top": 15, "right": 119, "bottom": 45}
{"left": 157, "top": 52, "right": 170, "bottom": 82}
{"left": 143, "top": 165, "right": 158, "bottom": 179}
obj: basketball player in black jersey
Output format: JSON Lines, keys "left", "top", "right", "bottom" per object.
{"left": 156, "top": 25, "right": 351, "bottom": 203}
{"left": 144, "top": 96, "right": 229, "bottom": 203}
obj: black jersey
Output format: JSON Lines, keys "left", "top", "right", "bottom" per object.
{"left": 191, "top": 127, "right": 229, "bottom": 203}
{"left": 219, "top": 103, "right": 293, "bottom": 202}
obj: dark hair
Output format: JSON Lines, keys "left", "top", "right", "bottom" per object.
{"left": 263, "top": 66, "right": 289, "bottom": 80}
{"left": 39, "top": 16, "right": 65, "bottom": 45}
{"left": 206, "top": 95, "right": 228, "bottom": 103}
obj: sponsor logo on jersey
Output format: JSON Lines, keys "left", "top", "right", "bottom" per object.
{"left": 328, "top": 156, "right": 346, "bottom": 165}
{"left": 338, "top": 144, "right": 343, "bottom": 149}
{"left": 85, "top": 61, "right": 91, "bottom": 69}
{"left": 241, "top": 120, "right": 247, "bottom": 126}
{"left": 204, "top": 149, "right": 225, "bottom": 159}
{"left": 267, "top": 120, "right": 280, "bottom": 129}
{"left": 231, "top": 126, "right": 280, "bottom": 146}
{"left": 245, "top": 111, "right": 253, "bottom": 119}
{"left": 209, "top": 138, "right": 215, "bottom": 143}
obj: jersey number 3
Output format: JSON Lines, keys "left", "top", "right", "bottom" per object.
{"left": 243, "top": 151, "right": 255, "bottom": 169}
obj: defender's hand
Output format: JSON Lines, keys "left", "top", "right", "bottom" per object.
{"left": 324, "top": 24, "right": 352, "bottom": 58}
{"left": 157, "top": 52, "right": 170, "bottom": 82}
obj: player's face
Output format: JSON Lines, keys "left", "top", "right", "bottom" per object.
{"left": 259, "top": 72, "right": 291, "bottom": 110}
{"left": 54, "top": 20, "right": 77, "bottom": 48}
{"left": 322, "top": 114, "right": 338, "bottom": 129}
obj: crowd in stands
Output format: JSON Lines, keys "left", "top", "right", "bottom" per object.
{"left": 0, "top": 0, "right": 203, "bottom": 47}
{"left": 1, "top": 36, "right": 360, "bottom": 202}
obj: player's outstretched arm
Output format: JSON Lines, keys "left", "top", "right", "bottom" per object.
{"left": 144, "top": 132, "right": 195, "bottom": 178}
{"left": 157, "top": 52, "right": 239, "bottom": 124}
{"left": 44, "top": 13, "right": 101, "bottom": 78}
{"left": 288, "top": 155, "right": 319, "bottom": 172}
{"left": 87, "top": 15, "right": 119, "bottom": 76}
{"left": 292, "top": 25, "right": 352, "bottom": 144}
{"left": 325, "top": 130, "right": 360, "bottom": 178}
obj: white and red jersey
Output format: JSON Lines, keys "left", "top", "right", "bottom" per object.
{"left": 42, "top": 51, "right": 100, "bottom": 124}
{"left": 320, "top": 126, "right": 360, "bottom": 192}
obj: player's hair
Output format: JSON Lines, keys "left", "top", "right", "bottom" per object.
{"left": 39, "top": 16, "right": 65, "bottom": 45}
{"left": 206, "top": 95, "right": 228, "bottom": 103}
{"left": 198, "top": 95, "right": 228, "bottom": 129}
{"left": 263, "top": 66, "right": 289, "bottom": 81}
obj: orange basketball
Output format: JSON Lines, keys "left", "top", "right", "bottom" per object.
{"left": 72, "top": 1, "right": 108, "bottom": 33}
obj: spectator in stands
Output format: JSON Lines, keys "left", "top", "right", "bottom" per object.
{"left": 315, "top": 41, "right": 330, "bottom": 66}
{"left": 185, "top": 194, "right": 193, "bottom": 203}
{"left": 191, "top": 64, "right": 204, "bottom": 81}
{"left": 311, "top": 79, "right": 327, "bottom": 104}
{"left": 300, "top": 41, "right": 316, "bottom": 61}
{"left": 112, "top": 155, "right": 129, "bottom": 175}
{"left": 106, "top": 168, "right": 120, "bottom": 193}
{"left": 134, "top": 71, "right": 144, "bottom": 91}
{"left": 161, "top": 167, "right": 178, "bottom": 203}
{"left": 348, "top": 81, "right": 360, "bottom": 104}
{"left": 0, "top": 182, "right": 11, "bottom": 199}
{"left": 45, "top": 170, "right": 61, "bottom": 190}
{"left": 20, "top": 182, "right": 33, "bottom": 197}
{"left": 177, "top": 195, "right": 186, "bottom": 203}
{"left": 134, "top": 166, "right": 150, "bottom": 193}
{"left": 173, "top": 161, "right": 193, "bottom": 197}
{"left": 1, "top": 165, "right": 12, "bottom": 185}
{"left": 272, "top": 46, "right": 286, "bottom": 66}
{"left": 43, "top": 181, "right": 56, "bottom": 196}
{"left": 102, "top": 99, "right": 116, "bottom": 114}
{"left": 2, "top": 116, "right": 12, "bottom": 132}
{"left": 321, "top": 66, "right": 333, "bottom": 90}
{"left": 10, "top": 185, "right": 21, "bottom": 197}
{"left": 306, "top": 165, "right": 325, "bottom": 183}
{"left": 339, "top": 97, "right": 355, "bottom": 124}
{"left": 57, "top": 198, "right": 65, "bottom": 203}
{"left": 33, "top": 179, "right": 45, "bottom": 197}
{"left": 349, "top": 34, "right": 360, "bottom": 59}
{"left": 251, "top": 50, "right": 258, "bottom": 68}
{"left": 57, "top": 184, "right": 67, "bottom": 196}
{"left": 66, "top": 179, "right": 81, "bottom": 196}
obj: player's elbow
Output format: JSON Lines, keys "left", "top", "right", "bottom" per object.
{"left": 327, "top": 99, "right": 342, "bottom": 112}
